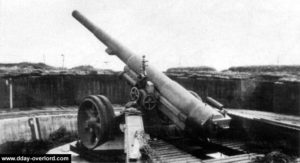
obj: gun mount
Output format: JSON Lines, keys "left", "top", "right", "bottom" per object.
{"left": 72, "top": 10, "right": 231, "bottom": 160}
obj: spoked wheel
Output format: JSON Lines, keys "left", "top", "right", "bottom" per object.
{"left": 139, "top": 90, "right": 157, "bottom": 111}
{"left": 143, "top": 95, "right": 157, "bottom": 110}
{"left": 77, "top": 95, "right": 115, "bottom": 149}
{"left": 129, "top": 87, "right": 140, "bottom": 101}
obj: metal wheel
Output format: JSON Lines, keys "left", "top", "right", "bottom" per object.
{"left": 77, "top": 95, "right": 114, "bottom": 149}
{"left": 143, "top": 95, "right": 157, "bottom": 110}
{"left": 96, "top": 95, "right": 115, "bottom": 137}
{"left": 139, "top": 90, "right": 157, "bottom": 110}
{"left": 129, "top": 87, "right": 140, "bottom": 101}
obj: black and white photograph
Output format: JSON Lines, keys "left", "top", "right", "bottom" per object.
{"left": 0, "top": 0, "right": 299, "bottom": 162}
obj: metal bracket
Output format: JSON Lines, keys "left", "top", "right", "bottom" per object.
{"left": 124, "top": 108, "right": 145, "bottom": 162}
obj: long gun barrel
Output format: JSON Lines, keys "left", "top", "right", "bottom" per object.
{"left": 72, "top": 10, "right": 230, "bottom": 132}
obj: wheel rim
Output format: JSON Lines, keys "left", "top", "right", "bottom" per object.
{"left": 77, "top": 95, "right": 115, "bottom": 149}
{"left": 78, "top": 99, "right": 102, "bottom": 149}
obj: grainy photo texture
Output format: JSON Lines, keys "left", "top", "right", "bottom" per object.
{"left": 0, "top": 1, "right": 299, "bottom": 163}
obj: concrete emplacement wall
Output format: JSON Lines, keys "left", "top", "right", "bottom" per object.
{"left": 0, "top": 73, "right": 299, "bottom": 145}
{"left": 0, "top": 114, "right": 77, "bottom": 145}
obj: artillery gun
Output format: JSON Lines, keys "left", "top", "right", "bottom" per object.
{"left": 72, "top": 10, "right": 231, "bottom": 162}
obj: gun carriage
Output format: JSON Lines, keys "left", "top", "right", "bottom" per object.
{"left": 72, "top": 10, "right": 231, "bottom": 161}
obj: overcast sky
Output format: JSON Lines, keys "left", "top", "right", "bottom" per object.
{"left": 1, "top": 0, "right": 300, "bottom": 71}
